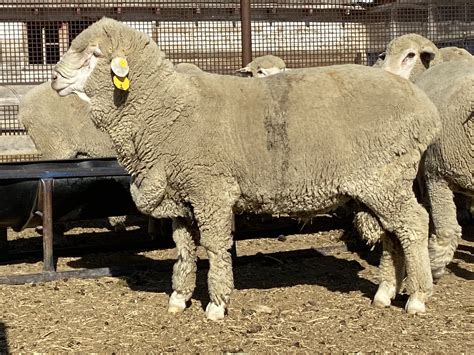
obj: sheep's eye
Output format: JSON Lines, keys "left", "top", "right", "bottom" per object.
{"left": 378, "top": 52, "right": 386, "bottom": 60}
{"left": 406, "top": 52, "right": 416, "bottom": 58}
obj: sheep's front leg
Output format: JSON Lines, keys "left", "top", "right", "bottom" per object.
{"left": 384, "top": 197, "right": 432, "bottom": 314}
{"left": 353, "top": 211, "right": 405, "bottom": 306}
{"left": 193, "top": 186, "right": 238, "bottom": 321}
{"left": 168, "top": 217, "right": 198, "bottom": 313}
{"left": 425, "top": 177, "right": 462, "bottom": 280}
{"left": 373, "top": 233, "right": 405, "bottom": 308}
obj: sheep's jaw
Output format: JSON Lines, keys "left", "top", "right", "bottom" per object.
{"left": 51, "top": 46, "right": 102, "bottom": 103}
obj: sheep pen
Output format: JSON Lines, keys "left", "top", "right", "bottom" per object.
{"left": 51, "top": 18, "right": 442, "bottom": 320}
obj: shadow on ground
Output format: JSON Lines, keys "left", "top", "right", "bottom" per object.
{"left": 0, "top": 322, "right": 8, "bottom": 354}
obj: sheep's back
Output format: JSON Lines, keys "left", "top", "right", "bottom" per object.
{"left": 190, "top": 65, "right": 439, "bottom": 175}
{"left": 168, "top": 64, "right": 440, "bottom": 212}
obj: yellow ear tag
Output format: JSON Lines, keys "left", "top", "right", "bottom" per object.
{"left": 113, "top": 75, "right": 130, "bottom": 91}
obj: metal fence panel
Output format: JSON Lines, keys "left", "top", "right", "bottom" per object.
{"left": 0, "top": 0, "right": 472, "bottom": 162}
{"left": 0, "top": 1, "right": 472, "bottom": 85}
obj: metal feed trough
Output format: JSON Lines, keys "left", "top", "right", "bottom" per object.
{"left": 0, "top": 158, "right": 143, "bottom": 283}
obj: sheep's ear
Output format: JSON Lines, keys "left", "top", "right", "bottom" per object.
{"left": 235, "top": 66, "right": 253, "bottom": 77}
{"left": 420, "top": 46, "right": 436, "bottom": 62}
{"left": 111, "top": 57, "right": 130, "bottom": 91}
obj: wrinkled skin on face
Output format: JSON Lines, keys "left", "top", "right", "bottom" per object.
{"left": 379, "top": 33, "right": 440, "bottom": 81}
{"left": 51, "top": 44, "right": 103, "bottom": 103}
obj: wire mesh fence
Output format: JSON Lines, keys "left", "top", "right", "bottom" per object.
{"left": 0, "top": 0, "right": 472, "bottom": 161}
{"left": 0, "top": 105, "right": 25, "bottom": 135}
{"left": 0, "top": 1, "right": 472, "bottom": 84}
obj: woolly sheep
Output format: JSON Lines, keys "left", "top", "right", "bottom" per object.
{"left": 18, "top": 81, "right": 116, "bottom": 159}
{"left": 439, "top": 46, "right": 473, "bottom": 63}
{"left": 416, "top": 60, "right": 474, "bottom": 280}
{"left": 378, "top": 33, "right": 473, "bottom": 81}
{"left": 51, "top": 18, "right": 441, "bottom": 320}
{"left": 358, "top": 46, "right": 473, "bottom": 281}
{"left": 236, "top": 55, "right": 287, "bottom": 77}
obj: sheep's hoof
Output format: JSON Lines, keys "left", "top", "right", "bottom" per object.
{"left": 167, "top": 291, "right": 187, "bottom": 314}
{"left": 431, "top": 267, "right": 446, "bottom": 282}
{"left": 205, "top": 302, "right": 226, "bottom": 321}
{"left": 372, "top": 282, "right": 396, "bottom": 308}
{"left": 405, "top": 296, "right": 426, "bottom": 315}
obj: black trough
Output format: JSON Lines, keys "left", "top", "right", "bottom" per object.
{"left": 0, "top": 157, "right": 139, "bottom": 274}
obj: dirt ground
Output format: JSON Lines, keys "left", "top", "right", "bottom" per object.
{"left": 0, "top": 217, "right": 472, "bottom": 353}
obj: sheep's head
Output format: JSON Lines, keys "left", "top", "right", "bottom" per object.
{"left": 379, "top": 33, "right": 440, "bottom": 81}
{"left": 236, "top": 55, "right": 287, "bottom": 77}
{"left": 51, "top": 17, "right": 158, "bottom": 104}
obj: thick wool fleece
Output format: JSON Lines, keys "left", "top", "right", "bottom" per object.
{"left": 18, "top": 82, "right": 115, "bottom": 159}
{"left": 55, "top": 18, "right": 442, "bottom": 315}
{"left": 416, "top": 60, "right": 474, "bottom": 278}
{"left": 439, "top": 47, "right": 473, "bottom": 63}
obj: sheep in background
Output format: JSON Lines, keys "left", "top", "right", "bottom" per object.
{"left": 52, "top": 18, "right": 441, "bottom": 320}
{"left": 439, "top": 46, "right": 473, "bottom": 62}
{"left": 18, "top": 82, "right": 148, "bottom": 233}
{"left": 19, "top": 63, "right": 203, "bottom": 159}
{"left": 416, "top": 60, "right": 474, "bottom": 280}
{"left": 18, "top": 81, "right": 116, "bottom": 159}
{"left": 174, "top": 62, "right": 203, "bottom": 75}
{"left": 378, "top": 33, "right": 472, "bottom": 81}
{"left": 358, "top": 39, "right": 473, "bottom": 282}
{"left": 236, "top": 55, "right": 287, "bottom": 77}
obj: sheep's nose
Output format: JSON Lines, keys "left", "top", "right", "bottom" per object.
{"left": 51, "top": 70, "right": 58, "bottom": 81}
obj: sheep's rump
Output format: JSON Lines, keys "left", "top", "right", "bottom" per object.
{"left": 169, "top": 64, "right": 439, "bottom": 212}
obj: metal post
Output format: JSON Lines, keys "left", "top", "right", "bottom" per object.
{"left": 40, "top": 178, "right": 55, "bottom": 272}
{"left": 240, "top": 0, "right": 252, "bottom": 67}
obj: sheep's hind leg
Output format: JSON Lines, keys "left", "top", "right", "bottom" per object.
{"left": 363, "top": 193, "right": 432, "bottom": 314}
{"left": 425, "top": 178, "right": 462, "bottom": 281}
{"left": 168, "top": 217, "right": 198, "bottom": 314}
